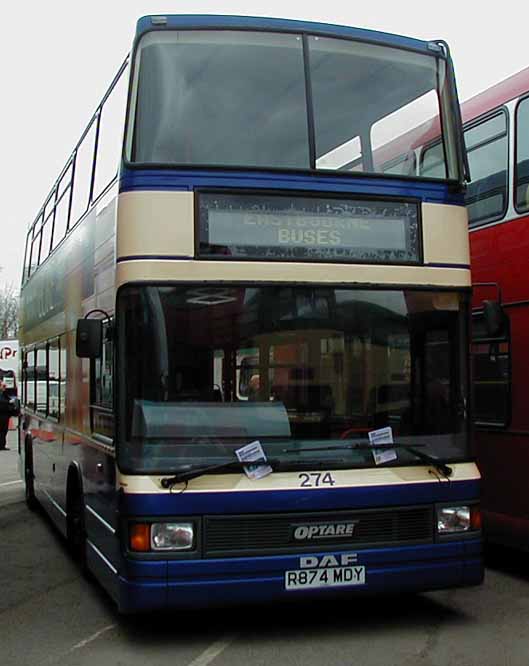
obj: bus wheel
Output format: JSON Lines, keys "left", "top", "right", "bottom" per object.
{"left": 24, "top": 439, "right": 37, "bottom": 511}
{"left": 67, "top": 485, "right": 88, "bottom": 574}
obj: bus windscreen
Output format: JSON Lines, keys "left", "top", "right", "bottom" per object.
{"left": 127, "top": 30, "right": 457, "bottom": 180}
{"left": 118, "top": 286, "right": 470, "bottom": 474}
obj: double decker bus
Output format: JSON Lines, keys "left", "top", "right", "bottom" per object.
{"left": 19, "top": 15, "right": 482, "bottom": 613}
{"left": 448, "top": 66, "right": 529, "bottom": 550}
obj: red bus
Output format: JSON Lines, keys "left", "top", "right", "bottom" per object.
{"left": 368, "top": 67, "right": 529, "bottom": 550}
{"left": 454, "top": 67, "right": 529, "bottom": 550}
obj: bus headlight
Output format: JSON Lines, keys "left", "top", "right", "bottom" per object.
{"left": 437, "top": 506, "right": 472, "bottom": 533}
{"left": 151, "top": 522, "right": 194, "bottom": 551}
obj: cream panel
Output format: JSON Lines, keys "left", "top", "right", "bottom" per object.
{"left": 422, "top": 203, "right": 470, "bottom": 266}
{"left": 116, "top": 191, "right": 194, "bottom": 258}
{"left": 117, "top": 259, "right": 471, "bottom": 289}
{"left": 118, "top": 462, "right": 480, "bottom": 494}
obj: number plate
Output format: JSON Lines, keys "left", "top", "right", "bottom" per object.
{"left": 285, "top": 566, "right": 366, "bottom": 590}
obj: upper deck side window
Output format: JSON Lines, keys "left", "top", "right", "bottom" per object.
{"left": 464, "top": 111, "right": 509, "bottom": 227}
{"left": 380, "top": 151, "right": 417, "bottom": 177}
{"left": 420, "top": 141, "right": 445, "bottom": 179}
{"left": 22, "top": 60, "right": 129, "bottom": 287}
{"left": 126, "top": 30, "right": 459, "bottom": 181}
{"left": 515, "top": 96, "right": 529, "bottom": 213}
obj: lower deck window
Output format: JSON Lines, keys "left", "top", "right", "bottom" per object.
{"left": 471, "top": 313, "right": 510, "bottom": 427}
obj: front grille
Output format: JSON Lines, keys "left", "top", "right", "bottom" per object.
{"left": 203, "top": 505, "right": 433, "bottom": 557}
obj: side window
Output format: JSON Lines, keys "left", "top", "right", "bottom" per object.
{"left": 420, "top": 141, "right": 446, "bottom": 179}
{"left": 21, "top": 352, "right": 26, "bottom": 406}
{"left": 48, "top": 339, "right": 60, "bottom": 420}
{"left": 23, "top": 236, "right": 31, "bottom": 283}
{"left": 29, "top": 216, "right": 43, "bottom": 276}
{"left": 92, "top": 321, "right": 114, "bottom": 439}
{"left": 381, "top": 152, "right": 416, "bottom": 177}
{"left": 93, "top": 66, "right": 129, "bottom": 200}
{"left": 40, "top": 206, "right": 54, "bottom": 265}
{"left": 35, "top": 227, "right": 44, "bottom": 267}
{"left": 372, "top": 89, "right": 442, "bottom": 176}
{"left": 52, "top": 163, "right": 74, "bottom": 250}
{"left": 515, "top": 96, "right": 529, "bottom": 213}
{"left": 70, "top": 121, "right": 97, "bottom": 226}
{"left": 464, "top": 112, "right": 508, "bottom": 226}
{"left": 26, "top": 350, "right": 36, "bottom": 411}
{"left": 36, "top": 346, "right": 48, "bottom": 415}
{"left": 236, "top": 348, "right": 260, "bottom": 400}
{"left": 472, "top": 314, "right": 510, "bottom": 427}
{"left": 60, "top": 337, "right": 67, "bottom": 421}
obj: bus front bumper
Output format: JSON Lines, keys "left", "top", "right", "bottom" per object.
{"left": 116, "top": 539, "right": 483, "bottom": 613}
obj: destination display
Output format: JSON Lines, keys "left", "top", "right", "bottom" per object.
{"left": 198, "top": 193, "right": 420, "bottom": 263}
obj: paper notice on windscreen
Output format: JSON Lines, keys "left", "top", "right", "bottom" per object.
{"left": 235, "top": 440, "right": 273, "bottom": 480}
{"left": 368, "top": 427, "right": 398, "bottom": 465}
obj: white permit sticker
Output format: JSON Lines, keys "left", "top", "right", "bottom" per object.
{"left": 235, "top": 440, "right": 273, "bottom": 480}
{"left": 368, "top": 427, "right": 398, "bottom": 465}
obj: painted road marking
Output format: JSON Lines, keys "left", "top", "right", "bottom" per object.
{"left": 68, "top": 624, "right": 117, "bottom": 653}
{"left": 0, "top": 479, "right": 23, "bottom": 488}
{"left": 186, "top": 634, "right": 237, "bottom": 666}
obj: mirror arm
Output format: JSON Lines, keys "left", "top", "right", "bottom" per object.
{"left": 84, "top": 309, "right": 112, "bottom": 323}
{"left": 76, "top": 309, "right": 112, "bottom": 359}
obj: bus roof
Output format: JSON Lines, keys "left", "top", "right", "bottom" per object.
{"left": 461, "top": 66, "right": 529, "bottom": 124}
{"left": 135, "top": 15, "right": 443, "bottom": 56}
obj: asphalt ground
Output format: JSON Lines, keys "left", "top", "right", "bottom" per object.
{"left": 1, "top": 429, "right": 529, "bottom": 666}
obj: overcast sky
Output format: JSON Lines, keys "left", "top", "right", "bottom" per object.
{"left": 1, "top": 1, "right": 527, "bottom": 289}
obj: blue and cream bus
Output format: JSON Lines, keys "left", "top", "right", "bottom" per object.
{"left": 19, "top": 15, "right": 482, "bottom": 613}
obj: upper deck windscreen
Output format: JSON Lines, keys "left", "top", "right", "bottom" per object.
{"left": 127, "top": 30, "right": 458, "bottom": 180}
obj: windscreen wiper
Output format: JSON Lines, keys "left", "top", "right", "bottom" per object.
{"left": 161, "top": 460, "right": 252, "bottom": 487}
{"left": 395, "top": 445, "right": 453, "bottom": 478}
{"left": 281, "top": 443, "right": 453, "bottom": 478}
{"left": 161, "top": 456, "right": 349, "bottom": 487}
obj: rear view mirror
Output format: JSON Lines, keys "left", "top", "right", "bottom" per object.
{"left": 483, "top": 300, "right": 506, "bottom": 337}
{"left": 76, "top": 319, "right": 103, "bottom": 359}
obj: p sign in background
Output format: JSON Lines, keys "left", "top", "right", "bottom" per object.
{"left": 0, "top": 340, "right": 19, "bottom": 376}
{"left": 0, "top": 345, "right": 17, "bottom": 361}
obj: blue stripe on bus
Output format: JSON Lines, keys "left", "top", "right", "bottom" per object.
{"left": 120, "top": 479, "right": 480, "bottom": 516}
{"left": 426, "top": 263, "right": 471, "bottom": 270}
{"left": 135, "top": 16, "right": 436, "bottom": 55}
{"left": 119, "top": 168, "right": 465, "bottom": 206}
